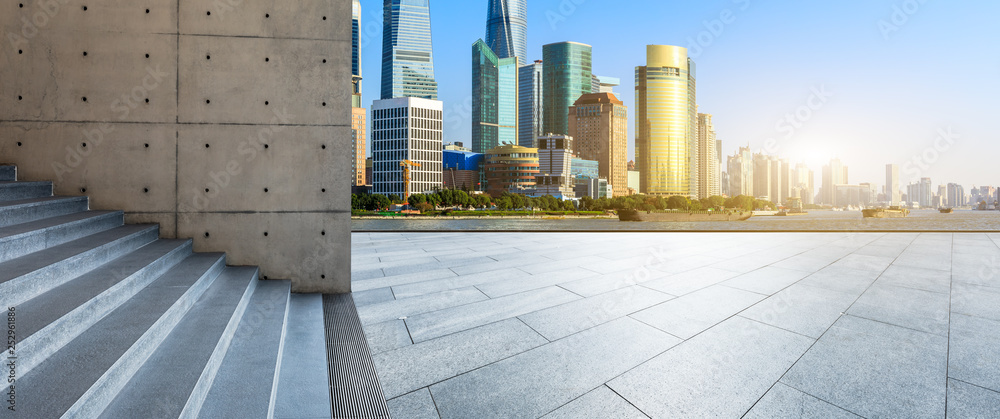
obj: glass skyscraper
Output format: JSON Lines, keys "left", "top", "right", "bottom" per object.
{"left": 518, "top": 61, "right": 543, "bottom": 148}
{"left": 635, "top": 45, "right": 697, "bottom": 197}
{"left": 486, "top": 0, "right": 528, "bottom": 66}
{"left": 472, "top": 40, "right": 518, "bottom": 154}
{"left": 542, "top": 42, "right": 592, "bottom": 137}
{"left": 352, "top": 0, "right": 362, "bottom": 105}
{"left": 381, "top": 0, "right": 438, "bottom": 100}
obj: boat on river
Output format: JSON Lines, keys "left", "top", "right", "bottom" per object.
{"left": 939, "top": 208, "right": 954, "bottom": 214}
{"left": 862, "top": 206, "right": 910, "bottom": 218}
{"left": 618, "top": 210, "right": 753, "bottom": 222}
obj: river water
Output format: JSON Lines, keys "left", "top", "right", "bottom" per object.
{"left": 353, "top": 209, "right": 1000, "bottom": 232}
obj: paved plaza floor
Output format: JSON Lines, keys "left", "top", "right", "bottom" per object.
{"left": 351, "top": 232, "right": 1000, "bottom": 418}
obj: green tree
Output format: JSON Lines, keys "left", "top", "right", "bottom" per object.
{"left": 667, "top": 196, "right": 690, "bottom": 210}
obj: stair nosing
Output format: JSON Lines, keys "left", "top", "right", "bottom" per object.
{"left": 62, "top": 254, "right": 227, "bottom": 418}
{"left": 16, "top": 239, "right": 194, "bottom": 378}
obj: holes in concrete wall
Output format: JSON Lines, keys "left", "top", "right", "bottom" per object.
{"left": 323, "top": 16, "right": 327, "bottom": 21}
{"left": 205, "top": 143, "right": 210, "bottom": 148}
{"left": 263, "top": 144, "right": 269, "bottom": 149}
{"left": 80, "top": 188, "right": 87, "bottom": 193}
{"left": 145, "top": 98, "right": 149, "bottom": 103}
{"left": 321, "top": 230, "right": 326, "bottom": 236}
{"left": 264, "top": 101, "right": 269, "bottom": 106}
{"left": 206, "top": 11, "right": 211, "bottom": 16}
{"left": 82, "top": 6, "right": 88, "bottom": 11}
{"left": 144, "top": 143, "right": 149, "bottom": 148}
{"left": 262, "top": 275, "right": 268, "bottom": 280}
{"left": 82, "top": 97, "right": 88, "bottom": 102}
{"left": 321, "top": 144, "right": 326, "bottom": 149}
{"left": 143, "top": 188, "right": 149, "bottom": 193}
{"left": 19, "top": 4, "right": 24, "bottom": 8}
{"left": 265, "top": 13, "right": 270, "bottom": 18}
{"left": 206, "top": 54, "right": 211, "bottom": 60}
{"left": 17, "top": 96, "right": 22, "bottom": 101}
{"left": 205, "top": 99, "right": 211, "bottom": 104}
{"left": 321, "top": 275, "right": 326, "bottom": 279}
{"left": 265, "top": 57, "right": 269, "bottom": 62}
{"left": 146, "top": 9, "right": 150, "bottom": 14}
{"left": 18, "top": 50, "right": 22, "bottom": 54}
{"left": 204, "top": 232, "right": 210, "bottom": 238}
{"left": 263, "top": 188, "right": 269, "bottom": 193}
{"left": 83, "top": 51, "right": 88, "bottom": 57}
{"left": 82, "top": 142, "right": 87, "bottom": 148}
{"left": 145, "top": 54, "right": 150, "bottom": 58}
{"left": 17, "top": 142, "right": 23, "bottom": 147}
{"left": 205, "top": 188, "right": 210, "bottom": 193}
{"left": 321, "top": 188, "right": 326, "bottom": 193}
{"left": 322, "top": 102, "right": 327, "bottom": 107}
{"left": 322, "top": 59, "right": 327, "bottom": 63}
{"left": 263, "top": 232, "right": 269, "bottom": 237}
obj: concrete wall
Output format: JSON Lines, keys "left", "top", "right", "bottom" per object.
{"left": 0, "top": 0, "right": 352, "bottom": 293}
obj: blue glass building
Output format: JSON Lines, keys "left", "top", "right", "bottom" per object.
{"left": 381, "top": 0, "right": 438, "bottom": 100}
{"left": 518, "top": 61, "right": 543, "bottom": 148}
{"left": 542, "top": 42, "right": 592, "bottom": 137}
{"left": 472, "top": 39, "right": 518, "bottom": 154}
{"left": 486, "top": 0, "right": 527, "bottom": 66}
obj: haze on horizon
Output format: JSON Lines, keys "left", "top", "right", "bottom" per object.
{"left": 358, "top": 0, "right": 1000, "bottom": 191}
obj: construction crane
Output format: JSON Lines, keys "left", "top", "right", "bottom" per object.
{"left": 399, "top": 160, "right": 422, "bottom": 200}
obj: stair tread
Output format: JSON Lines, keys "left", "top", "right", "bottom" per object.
{"left": 201, "top": 279, "right": 291, "bottom": 418}
{"left": 16, "top": 239, "right": 192, "bottom": 343}
{"left": 0, "top": 209, "right": 120, "bottom": 239}
{"left": 273, "top": 293, "right": 333, "bottom": 419}
{"left": 15, "top": 252, "right": 226, "bottom": 418}
{"left": 101, "top": 266, "right": 258, "bottom": 418}
{"left": 0, "top": 195, "right": 87, "bottom": 209}
{"left": 0, "top": 224, "right": 157, "bottom": 285}
{"left": 0, "top": 181, "right": 52, "bottom": 202}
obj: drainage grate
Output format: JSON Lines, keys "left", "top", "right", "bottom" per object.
{"left": 322, "top": 293, "right": 392, "bottom": 419}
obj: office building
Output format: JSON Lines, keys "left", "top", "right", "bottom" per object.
{"left": 770, "top": 156, "right": 783, "bottom": 205}
{"left": 532, "top": 135, "right": 576, "bottom": 199}
{"left": 836, "top": 184, "right": 875, "bottom": 207}
{"left": 628, "top": 169, "right": 641, "bottom": 195}
{"left": 591, "top": 75, "right": 620, "bottom": 94}
{"left": 697, "top": 113, "right": 720, "bottom": 198}
{"left": 486, "top": 0, "right": 527, "bottom": 65}
{"left": 577, "top": 178, "right": 611, "bottom": 199}
{"left": 485, "top": 144, "right": 539, "bottom": 196}
{"left": 886, "top": 164, "right": 900, "bottom": 205}
{"left": 568, "top": 93, "right": 629, "bottom": 197}
{"left": 351, "top": 107, "right": 366, "bottom": 187}
{"left": 905, "top": 178, "right": 934, "bottom": 208}
{"left": 822, "top": 158, "right": 848, "bottom": 206}
{"left": 571, "top": 157, "right": 599, "bottom": 180}
{"left": 947, "top": 183, "right": 965, "bottom": 207}
{"left": 542, "top": 42, "right": 593, "bottom": 136}
{"left": 753, "top": 154, "right": 772, "bottom": 201}
{"left": 443, "top": 149, "right": 484, "bottom": 190}
{"left": 472, "top": 39, "right": 519, "bottom": 153}
{"left": 381, "top": 0, "right": 438, "bottom": 100}
{"left": 352, "top": 0, "right": 362, "bottom": 97}
{"left": 371, "top": 97, "right": 443, "bottom": 197}
{"left": 635, "top": 45, "right": 697, "bottom": 197}
{"left": 518, "top": 61, "right": 544, "bottom": 148}
{"left": 727, "top": 146, "right": 753, "bottom": 197}
{"left": 793, "top": 163, "right": 814, "bottom": 205}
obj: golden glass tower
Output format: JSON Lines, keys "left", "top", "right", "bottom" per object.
{"left": 635, "top": 45, "right": 697, "bottom": 197}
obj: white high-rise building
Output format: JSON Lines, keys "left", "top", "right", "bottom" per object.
{"left": 371, "top": 97, "right": 443, "bottom": 197}
{"left": 886, "top": 164, "right": 900, "bottom": 205}
{"left": 532, "top": 134, "right": 576, "bottom": 199}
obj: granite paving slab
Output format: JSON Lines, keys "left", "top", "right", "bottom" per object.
{"left": 357, "top": 287, "right": 489, "bottom": 326}
{"left": 947, "top": 379, "right": 1000, "bottom": 419}
{"left": 642, "top": 267, "right": 742, "bottom": 296}
{"left": 948, "top": 313, "right": 1000, "bottom": 392}
{"left": 848, "top": 283, "right": 950, "bottom": 336}
{"left": 722, "top": 266, "right": 812, "bottom": 296}
{"left": 630, "top": 285, "right": 765, "bottom": 339}
{"left": 404, "top": 286, "right": 580, "bottom": 343}
{"left": 429, "top": 317, "right": 679, "bottom": 418}
{"left": 743, "top": 383, "right": 863, "bottom": 419}
{"left": 364, "top": 320, "right": 412, "bottom": 355}
{"left": 781, "top": 315, "right": 948, "bottom": 419}
{"left": 474, "top": 267, "right": 600, "bottom": 298}
{"left": 519, "top": 285, "right": 673, "bottom": 341}
{"left": 540, "top": 385, "right": 647, "bottom": 419}
{"left": 387, "top": 389, "right": 440, "bottom": 419}
{"left": 740, "top": 283, "right": 858, "bottom": 338}
{"left": 373, "top": 318, "right": 547, "bottom": 399}
{"left": 608, "top": 316, "right": 814, "bottom": 418}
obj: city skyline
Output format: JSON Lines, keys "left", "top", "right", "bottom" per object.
{"left": 358, "top": 0, "right": 1000, "bottom": 189}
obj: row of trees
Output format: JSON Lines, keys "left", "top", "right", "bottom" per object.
{"left": 352, "top": 191, "right": 776, "bottom": 212}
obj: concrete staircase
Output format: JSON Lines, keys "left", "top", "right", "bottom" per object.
{"left": 0, "top": 165, "right": 334, "bottom": 418}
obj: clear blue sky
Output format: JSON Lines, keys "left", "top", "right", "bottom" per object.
{"left": 358, "top": 0, "right": 1000, "bottom": 190}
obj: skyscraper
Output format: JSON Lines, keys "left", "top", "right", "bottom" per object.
{"left": 518, "top": 61, "right": 543, "bottom": 148}
{"left": 352, "top": 0, "right": 362, "bottom": 97}
{"left": 822, "top": 158, "right": 847, "bottom": 205}
{"left": 542, "top": 42, "right": 593, "bottom": 137}
{"left": 485, "top": 0, "right": 527, "bottom": 66}
{"left": 886, "top": 164, "right": 900, "bottom": 205}
{"left": 532, "top": 134, "right": 576, "bottom": 199}
{"left": 635, "top": 45, "right": 697, "bottom": 197}
{"left": 727, "top": 146, "right": 753, "bottom": 197}
{"left": 351, "top": 107, "right": 367, "bottom": 187}
{"left": 753, "top": 153, "right": 772, "bottom": 201}
{"left": 371, "top": 98, "right": 443, "bottom": 197}
{"left": 472, "top": 40, "right": 518, "bottom": 154}
{"left": 697, "top": 113, "right": 719, "bottom": 198}
{"left": 381, "top": 0, "right": 438, "bottom": 100}
{"left": 568, "top": 93, "right": 629, "bottom": 197}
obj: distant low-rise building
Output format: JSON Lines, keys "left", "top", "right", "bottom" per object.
{"left": 485, "top": 144, "right": 539, "bottom": 196}
{"left": 532, "top": 134, "right": 576, "bottom": 199}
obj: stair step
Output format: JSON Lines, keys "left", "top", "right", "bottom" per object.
{"left": 273, "top": 294, "right": 333, "bottom": 419}
{"left": 0, "top": 224, "right": 159, "bottom": 308}
{"left": 100, "top": 266, "right": 259, "bottom": 418}
{"left": 15, "top": 239, "right": 193, "bottom": 377}
{"left": 0, "top": 165, "right": 15, "bottom": 181}
{"left": 200, "top": 279, "right": 292, "bottom": 418}
{"left": 0, "top": 210, "right": 124, "bottom": 263}
{"left": 0, "top": 180, "right": 52, "bottom": 202}
{"left": 0, "top": 196, "right": 90, "bottom": 228}
{"left": 15, "top": 252, "right": 227, "bottom": 418}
